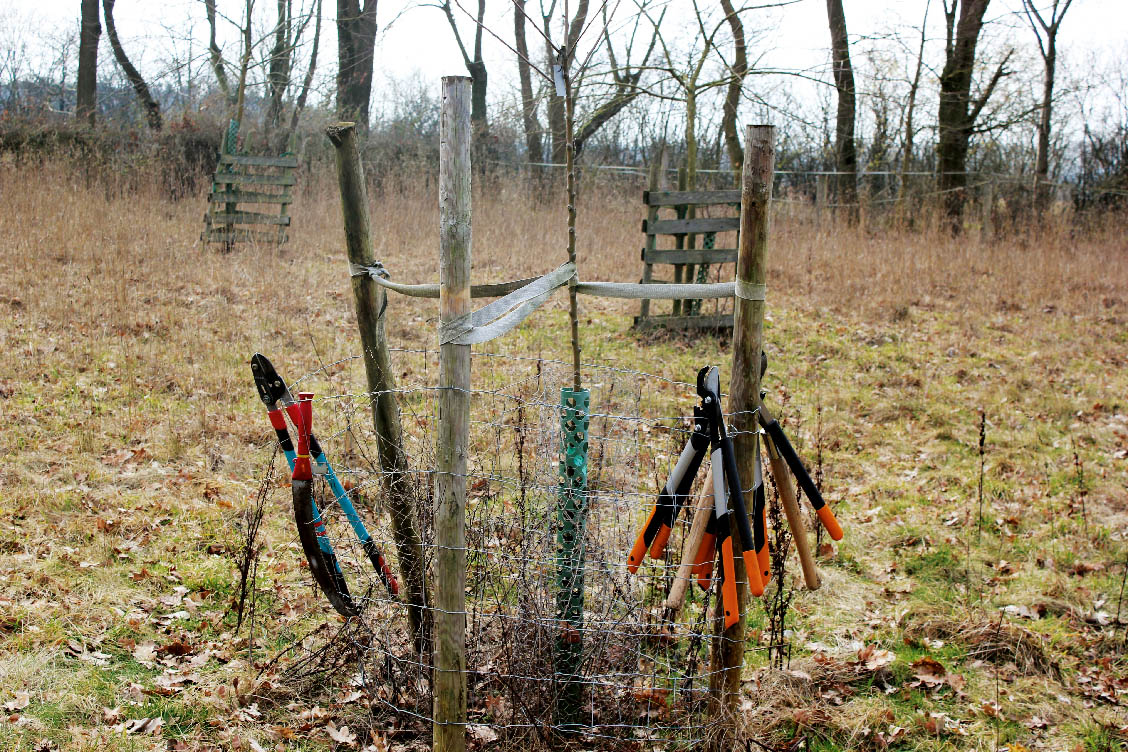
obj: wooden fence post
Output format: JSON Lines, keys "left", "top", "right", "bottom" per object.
{"left": 326, "top": 122, "right": 432, "bottom": 658}
{"left": 710, "top": 123, "right": 774, "bottom": 743}
{"left": 434, "top": 76, "right": 472, "bottom": 752}
{"left": 638, "top": 149, "right": 664, "bottom": 321}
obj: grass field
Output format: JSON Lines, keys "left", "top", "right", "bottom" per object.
{"left": 0, "top": 157, "right": 1126, "bottom": 751}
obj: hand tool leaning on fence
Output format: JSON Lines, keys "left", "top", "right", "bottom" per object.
{"left": 632, "top": 362, "right": 847, "bottom": 625}
{"left": 251, "top": 353, "right": 398, "bottom": 618}
{"left": 628, "top": 365, "right": 769, "bottom": 629}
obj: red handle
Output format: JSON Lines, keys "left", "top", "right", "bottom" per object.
{"left": 285, "top": 392, "right": 314, "bottom": 481}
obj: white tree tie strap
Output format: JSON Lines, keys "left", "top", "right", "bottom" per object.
{"left": 349, "top": 260, "right": 755, "bottom": 345}
{"left": 734, "top": 280, "right": 767, "bottom": 301}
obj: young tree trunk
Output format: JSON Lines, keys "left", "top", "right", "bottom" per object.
{"left": 336, "top": 0, "right": 378, "bottom": 130}
{"left": 720, "top": 0, "right": 747, "bottom": 181}
{"left": 826, "top": 0, "right": 857, "bottom": 222}
{"left": 937, "top": 0, "right": 991, "bottom": 232}
{"left": 513, "top": 0, "right": 543, "bottom": 162}
{"left": 77, "top": 0, "right": 101, "bottom": 126}
{"left": 102, "top": 0, "right": 162, "bottom": 131}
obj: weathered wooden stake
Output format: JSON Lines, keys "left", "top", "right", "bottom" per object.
{"left": 326, "top": 122, "right": 431, "bottom": 657}
{"left": 434, "top": 76, "right": 472, "bottom": 752}
{"left": 710, "top": 124, "right": 774, "bottom": 741}
{"left": 638, "top": 147, "right": 665, "bottom": 322}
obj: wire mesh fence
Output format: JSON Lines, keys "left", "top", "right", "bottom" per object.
{"left": 254, "top": 349, "right": 771, "bottom": 749}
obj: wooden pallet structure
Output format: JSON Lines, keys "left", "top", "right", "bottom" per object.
{"left": 202, "top": 153, "right": 297, "bottom": 245}
{"left": 634, "top": 172, "right": 741, "bottom": 330}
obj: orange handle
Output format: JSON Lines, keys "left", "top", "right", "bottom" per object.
{"left": 649, "top": 524, "right": 673, "bottom": 560}
{"left": 720, "top": 538, "right": 740, "bottom": 630}
{"left": 742, "top": 549, "right": 764, "bottom": 597}
{"left": 817, "top": 505, "right": 843, "bottom": 541}
{"left": 694, "top": 534, "right": 716, "bottom": 590}
{"left": 627, "top": 507, "right": 656, "bottom": 574}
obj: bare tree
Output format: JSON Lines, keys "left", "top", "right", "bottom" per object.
{"left": 205, "top": 0, "right": 233, "bottom": 102}
{"left": 513, "top": 0, "right": 543, "bottom": 160}
{"left": 937, "top": 0, "right": 1010, "bottom": 230}
{"left": 266, "top": 0, "right": 295, "bottom": 130}
{"left": 719, "top": 0, "right": 746, "bottom": 179}
{"left": 102, "top": 0, "right": 162, "bottom": 130}
{"left": 543, "top": 0, "right": 589, "bottom": 164}
{"left": 898, "top": 0, "right": 929, "bottom": 212}
{"left": 265, "top": 0, "right": 321, "bottom": 150}
{"left": 76, "top": 0, "right": 100, "bottom": 126}
{"left": 439, "top": 0, "right": 488, "bottom": 135}
{"left": 1022, "top": 0, "right": 1074, "bottom": 207}
{"left": 288, "top": 0, "right": 322, "bottom": 137}
{"left": 232, "top": 0, "right": 254, "bottom": 127}
{"left": 336, "top": 0, "right": 378, "bottom": 130}
{"left": 826, "top": 0, "right": 857, "bottom": 219}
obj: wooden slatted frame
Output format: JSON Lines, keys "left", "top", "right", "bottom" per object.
{"left": 203, "top": 153, "right": 296, "bottom": 246}
{"left": 634, "top": 185, "right": 742, "bottom": 330}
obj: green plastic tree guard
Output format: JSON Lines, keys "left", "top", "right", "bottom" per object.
{"left": 554, "top": 387, "right": 590, "bottom": 729}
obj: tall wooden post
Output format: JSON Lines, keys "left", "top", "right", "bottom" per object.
{"left": 710, "top": 124, "right": 774, "bottom": 741}
{"left": 434, "top": 76, "right": 472, "bottom": 752}
{"left": 638, "top": 147, "right": 665, "bottom": 322}
{"left": 326, "top": 122, "right": 431, "bottom": 657}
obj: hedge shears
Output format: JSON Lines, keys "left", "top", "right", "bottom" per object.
{"left": 629, "top": 366, "right": 768, "bottom": 629}
{"left": 631, "top": 363, "right": 845, "bottom": 629}
{"left": 251, "top": 353, "right": 398, "bottom": 617}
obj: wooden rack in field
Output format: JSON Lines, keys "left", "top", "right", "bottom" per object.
{"left": 635, "top": 175, "right": 741, "bottom": 330}
{"left": 202, "top": 153, "right": 297, "bottom": 246}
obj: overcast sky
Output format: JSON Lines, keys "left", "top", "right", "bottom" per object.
{"left": 4, "top": 0, "right": 1125, "bottom": 109}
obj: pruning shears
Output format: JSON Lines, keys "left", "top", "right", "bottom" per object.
{"left": 251, "top": 354, "right": 398, "bottom": 617}
{"left": 630, "top": 363, "right": 846, "bottom": 629}
{"left": 628, "top": 365, "right": 768, "bottom": 629}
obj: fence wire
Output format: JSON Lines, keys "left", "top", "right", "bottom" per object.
{"left": 258, "top": 349, "right": 774, "bottom": 749}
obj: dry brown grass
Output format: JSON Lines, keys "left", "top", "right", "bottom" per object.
{"left": 1, "top": 154, "right": 1126, "bottom": 751}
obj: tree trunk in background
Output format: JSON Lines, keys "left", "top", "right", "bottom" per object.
{"left": 826, "top": 0, "right": 857, "bottom": 221}
{"left": 545, "top": 0, "right": 589, "bottom": 164}
{"left": 441, "top": 0, "right": 488, "bottom": 137}
{"left": 266, "top": 0, "right": 293, "bottom": 133}
{"left": 102, "top": 0, "right": 162, "bottom": 131}
{"left": 337, "top": 0, "right": 378, "bottom": 130}
{"left": 720, "top": 0, "right": 746, "bottom": 182}
{"left": 205, "top": 0, "right": 233, "bottom": 102}
{"left": 1022, "top": 0, "right": 1073, "bottom": 209}
{"left": 77, "top": 0, "right": 101, "bottom": 126}
{"left": 937, "top": 0, "right": 991, "bottom": 231}
{"left": 285, "top": 0, "right": 322, "bottom": 150}
{"left": 513, "top": 0, "right": 543, "bottom": 162}
{"left": 898, "top": 1, "right": 929, "bottom": 216}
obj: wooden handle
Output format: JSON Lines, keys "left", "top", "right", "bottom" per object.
{"left": 765, "top": 433, "right": 820, "bottom": 590}
{"left": 662, "top": 468, "right": 714, "bottom": 615}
